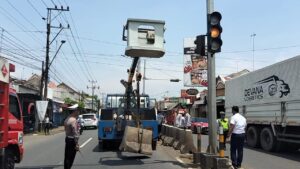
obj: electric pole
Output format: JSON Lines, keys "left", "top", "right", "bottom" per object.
{"left": 143, "top": 59, "right": 146, "bottom": 94}
{"left": 87, "top": 80, "right": 100, "bottom": 111}
{"left": 42, "top": 6, "right": 69, "bottom": 100}
{"left": 207, "top": 0, "right": 218, "bottom": 154}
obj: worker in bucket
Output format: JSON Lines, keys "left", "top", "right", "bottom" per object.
{"left": 64, "top": 104, "right": 80, "bottom": 169}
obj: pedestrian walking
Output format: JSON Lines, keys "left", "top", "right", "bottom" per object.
{"left": 64, "top": 104, "right": 80, "bottom": 169}
{"left": 227, "top": 106, "right": 247, "bottom": 169}
{"left": 44, "top": 114, "right": 50, "bottom": 135}
{"left": 218, "top": 111, "right": 229, "bottom": 149}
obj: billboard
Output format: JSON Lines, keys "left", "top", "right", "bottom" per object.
{"left": 183, "top": 38, "right": 208, "bottom": 87}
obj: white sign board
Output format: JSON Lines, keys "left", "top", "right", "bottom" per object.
{"left": 36, "top": 101, "right": 49, "bottom": 121}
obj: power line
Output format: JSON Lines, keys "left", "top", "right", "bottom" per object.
{"left": 27, "top": 0, "right": 45, "bottom": 19}
{"left": 5, "top": 0, "right": 42, "bottom": 32}
{"left": 0, "top": 5, "right": 43, "bottom": 44}
{"left": 0, "top": 29, "right": 43, "bottom": 60}
{"left": 58, "top": 1, "right": 96, "bottom": 81}
{"left": 2, "top": 36, "right": 43, "bottom": 61}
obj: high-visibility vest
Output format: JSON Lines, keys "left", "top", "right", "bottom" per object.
{"left": 219, "top": 118, "right": 229, "bottom": 131}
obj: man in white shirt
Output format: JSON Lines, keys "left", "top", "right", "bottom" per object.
{"left": 227, "top": 106, "right": 247, "bottom": 169}
{"left": 184, "top": 112, "right": 191, "bottom": 129}
{"left": 175, "top": 113, "right": 182, "bottom": 127}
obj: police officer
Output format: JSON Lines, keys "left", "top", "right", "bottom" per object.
{"left": 64, "top": 104, "right": 80, "bottom": 169}
{"left": 218, "top": 111, "right": 229, "bottom": 146}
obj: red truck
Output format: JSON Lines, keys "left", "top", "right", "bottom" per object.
{"left": 0, "top": 58, "right": 24, "bottom": 169}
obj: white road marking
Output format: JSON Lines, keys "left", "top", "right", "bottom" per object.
{"left": 80, "top": 137, "right": 93, "bottom": 148}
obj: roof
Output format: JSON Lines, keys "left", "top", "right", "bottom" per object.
{"left": 226, "top": 69, "right": 250, "bottom": 79}
{"left": 57, "top": 82, "right": 78, "bottom": 94}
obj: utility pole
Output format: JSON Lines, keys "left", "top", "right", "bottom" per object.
{"left": 43, "top": 6, "right": 69, "bottom": 100}
{"left": 143, "top": 59, "right": 146, "bottom": 94}
{"left": 251, "top": 33, "right": 256, "bottom": 71}
{"left": 39, "top": 61, "right": 44, "bottom": 98}
{"left": 207, "top": 0, "right": 218, "bottom": 154}
{"left": 87, "top": 80, "right": 99, "bottom": 111}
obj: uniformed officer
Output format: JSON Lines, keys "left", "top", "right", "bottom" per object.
{"left": 64, "top": 104, "right": 80, "bottom": 169}
{"left": 218, "top": 111, "right": 229, "bottom": 149}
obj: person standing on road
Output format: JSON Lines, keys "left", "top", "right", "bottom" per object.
{"left": 185, "top": 111, "right": 191, "bottom": 129}
{"left": 227, "top": 106, "right": 247, "bottom": 169}
{"left": 218, "top": 111, "right": 229, "bottom": 149}
{"left": 64, "top": 104, "right": 80, "bottom": 169}
{"left": 44, "top": 114, "right": 50, "bottom": 135}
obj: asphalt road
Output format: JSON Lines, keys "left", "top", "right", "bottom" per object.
{"left": 193, "top": 134, "right": 300, "bottom": 169}
{"left": 16, "top": 129, "right": 191, "bottom": 169}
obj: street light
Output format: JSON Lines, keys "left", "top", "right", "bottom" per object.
{"left": 49, "top": 40, "right": 66, "bottom": 67}
{"left": 142, "top": 77, "right": 180, "bottom": 94}
{"left": 250, "top": 33, "right": 256, "bottom": 71}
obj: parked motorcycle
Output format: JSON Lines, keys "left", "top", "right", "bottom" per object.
{"left": 77, "top": 117, "right": 84, "bottom": 135}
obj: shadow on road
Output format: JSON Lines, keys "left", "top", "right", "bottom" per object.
{"left": 245, "top": 145, "right": 300, "bottom": 162}
{"left": 16, "top": 165, "right": 61, "bottom": 169}
{"left": 92, "top": 144, "right": 188, "bottom": 168}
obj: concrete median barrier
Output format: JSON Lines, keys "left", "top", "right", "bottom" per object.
{"left": 162, "top": 125, "right": 173, "bottom": 146}
{"left": 173, "top": 128, "right": 182, "bottom": 149}
{"left": 161, "top": 124, "right": 167, "bottom": 140}
{"left": 180, "top": 129, "right": 196, "bottom": 154}
{"left": 119, "top": 126, "right": 153, "bottom": 155}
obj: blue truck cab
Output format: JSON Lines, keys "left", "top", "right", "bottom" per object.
{"left": 98, "top": 94, "right": 158, "bottom": 150}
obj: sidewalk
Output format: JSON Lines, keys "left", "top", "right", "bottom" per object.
{"left": 158, "top": 140, "right": 199, "bottom": 169}
{"left": 25, "top": 126, "right": 65, "bottom": 136}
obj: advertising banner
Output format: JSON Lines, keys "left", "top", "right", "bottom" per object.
{"left": 183, "top": 38, "right": 208, "bottom": 87}
{"left": 36, "top": 101, "right": 49, "bottom": 121}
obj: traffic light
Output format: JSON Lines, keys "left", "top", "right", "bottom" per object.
{"left": 208, "top": 11, "right": 222, "bottom": 53}
{"left": 194, "top": 35, "right": 206, "bottom": 56}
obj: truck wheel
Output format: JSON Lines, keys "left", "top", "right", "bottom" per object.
{"left": 98, "top": 140, "right": 104, "bottom": 151}
{"left": 260, "top": 127, "right": 276, "bottom": 151}
{"left": 5, "top": 149, "right": 15, "bottom": 169}
{"left": 152, "top": 140, "right": 157, "bottom": 150}
{"left": 246, "top": 126, "right": 260, "bottom": 148}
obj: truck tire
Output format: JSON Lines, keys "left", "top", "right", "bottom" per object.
{"left": 98, "top": 140, "right": 104, "bottom": 151}
{"left": 260, "top": 127, "right": 276, "bottom": 152}
{"left": 152, "top": 140, "right": 157, "bottom": 150}
{"left": 246, "top": 126, "right": 260, "bottom": 148}
{"left": 4, "top": 149, "right": 15, "bottom": 169}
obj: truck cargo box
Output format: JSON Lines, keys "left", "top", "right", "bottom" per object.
{"left": 225, "top": 55, "right": 300, "bottom": 126}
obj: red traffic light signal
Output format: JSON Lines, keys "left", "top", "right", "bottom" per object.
{"left": 208, "top": 11, "right": 222, "bottom": 53}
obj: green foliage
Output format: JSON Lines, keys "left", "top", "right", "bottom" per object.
{"left": 78, "top": 101, "right": 85, "bottom": 109}
{"left": 64, "top": 97, "right": 85, "bottom": 110}
{"left": 64, "top": 97, "right": 77, "bottom": 105}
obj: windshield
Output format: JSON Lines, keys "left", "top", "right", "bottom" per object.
{"left": 82, "top": 115, "right": 95, "bottom": 119}
{"left": 106, "top": 95, "right": 150, "bottom": 108}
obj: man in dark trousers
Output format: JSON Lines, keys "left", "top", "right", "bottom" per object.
{"left": 227, "top": 106, "right": 247, "bottom": 169}
{"left": 64, "top": 104, "right": 80, "bottom": 169}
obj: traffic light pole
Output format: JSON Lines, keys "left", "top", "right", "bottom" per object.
{"left": 206, "top": 0, "right": 218, "bottom": 154}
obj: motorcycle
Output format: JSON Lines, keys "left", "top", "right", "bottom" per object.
{"left": 77, "top": 118, "right": 84, "bottom": 135}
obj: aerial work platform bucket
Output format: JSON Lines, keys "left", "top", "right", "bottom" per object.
{"left": 119, "top": 126, "right": 153, "bottom": 155}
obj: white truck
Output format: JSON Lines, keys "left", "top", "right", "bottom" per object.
{"left": 225, "top": 55, "right": 300, "bottom": 152}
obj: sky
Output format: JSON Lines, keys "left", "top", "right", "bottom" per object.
{"left": 1, "top": 0, "right": 300, "bottom": 100}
